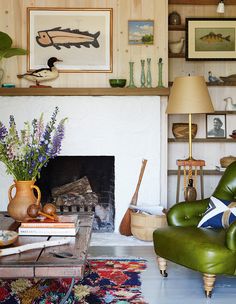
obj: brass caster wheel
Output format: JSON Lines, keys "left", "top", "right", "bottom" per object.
{"left": 160, "top": 270, "right": 168, "bottom": 277}
{"left": 205, "top": 290, "right": 212, "bottom": 298}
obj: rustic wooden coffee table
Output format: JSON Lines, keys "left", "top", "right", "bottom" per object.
{"left": 0, "top": 212, "right": 93, "bottom": 279}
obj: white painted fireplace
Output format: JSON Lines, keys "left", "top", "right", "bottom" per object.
{"left": 0, "top": 95, "right": 167, "bottom": 231}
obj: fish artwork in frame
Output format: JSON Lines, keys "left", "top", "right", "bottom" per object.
{"left": 186, "top": 18, "right": 236, "bottom": 61}
{"left": 27, "top": 7, "right": 113, "bottom": 72}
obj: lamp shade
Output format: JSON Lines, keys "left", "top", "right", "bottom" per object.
{"left": 166, "top": 76, "right": 214, "bottom": 114}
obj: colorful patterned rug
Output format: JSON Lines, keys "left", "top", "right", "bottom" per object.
{"left": 0, "top": 259, "right": 147, "bottom": 304}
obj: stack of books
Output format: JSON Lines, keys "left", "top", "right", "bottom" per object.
{"left": 18, "top": 214, "right": 80, "bottom": 236}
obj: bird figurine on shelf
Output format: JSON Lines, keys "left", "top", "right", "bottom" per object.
{"left": 208, "top": 71, "right": 220, "bottom": 83}
{"left": 224, "top": 97, "right": 236, "bottom": 111}
{"left": 17, "top": 57, "right": 62, "bottom": 87}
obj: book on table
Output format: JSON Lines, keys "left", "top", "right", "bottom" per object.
{"left": 18, "top": 214, "right": 80, "bottom": 236}
{"left": 20, "top": 214, "right": 79, "bottom": 228}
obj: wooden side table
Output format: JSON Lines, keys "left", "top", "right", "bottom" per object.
{"left": 176, "top": 159, "right": 205, "bottom": 203}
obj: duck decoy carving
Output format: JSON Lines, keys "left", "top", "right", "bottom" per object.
{"left": 224, "top": 97, "right": 236, "bottom": 111}
{"left": 169, "top": 37, "right": 185, "bottom": 54}
{"left": 208, "top": 71, "right": 220, "bottom": 83}
{"left": 17, "top": 57, "right": 62, "bottom": 87}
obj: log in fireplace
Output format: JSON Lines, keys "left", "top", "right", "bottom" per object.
{"left": 36, "top": 156, "right": 115, "bottom": 232}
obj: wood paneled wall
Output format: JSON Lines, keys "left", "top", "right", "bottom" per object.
{"left": 0, "top": 0, "right": 168, "bottom": 88}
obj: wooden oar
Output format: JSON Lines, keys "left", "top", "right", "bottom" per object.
{"left": 119, "top": 159, "right": 148, "bottom": 236}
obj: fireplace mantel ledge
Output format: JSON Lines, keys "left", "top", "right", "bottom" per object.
{"left": 0, "top": 87, "right": 169, "bottom": 97}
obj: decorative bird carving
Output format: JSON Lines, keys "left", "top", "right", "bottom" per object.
{"left": 168, "top": 37, "right": 185, "bottom": 54}
{"left": 224, "top": 97, "right": 236, "bottom": 111}
{"left": 208, "top": 71, "right": 220, "bottom": 83}
{"left": 17, "top": 57, "right": 62, "bottom": 87}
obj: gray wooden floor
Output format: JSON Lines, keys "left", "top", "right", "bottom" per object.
{"left": 88, "top": 246, "right": 236, "bottom": 304}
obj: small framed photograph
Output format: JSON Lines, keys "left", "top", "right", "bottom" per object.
{"left": 186, "top": 18, "right": 236, "bottom": 60}
{"left": 27, "top": 7, "right": 113, "bottom": 72}
{"left": 206, "top": 114, "right": 226, "bottom": 139}
{"left": 128, "top": 20, "right": 154, "bottom": 45}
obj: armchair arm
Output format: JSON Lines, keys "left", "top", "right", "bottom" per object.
{"left": 167, "top": 199, "right": 209, "bottom": 227}
{"left": 226, "top": 221, "right": 236, "bottom": 251}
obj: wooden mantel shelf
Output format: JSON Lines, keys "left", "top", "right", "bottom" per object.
{"left": 0, "top": 87, "right": 169, "bottom": 97}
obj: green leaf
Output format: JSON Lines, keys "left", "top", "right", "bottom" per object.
{"left": 0, "top": 31, "right": 12, "bottom": 50}
{"left": 3, "top": 48, "right": 27, "bottom": 58}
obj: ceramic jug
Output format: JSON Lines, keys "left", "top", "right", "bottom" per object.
{"left": 8, "top": 180, "right": 41, "bottom": 222}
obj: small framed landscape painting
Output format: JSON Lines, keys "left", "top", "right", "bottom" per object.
{"left": 128, "top": 20, "right": 154, "bottom": 45}
{"left": 186, "top": 18, "right": 236, "bottom": 60}
{"left": 206, "top": 114, "right": 226, "bottom": 139}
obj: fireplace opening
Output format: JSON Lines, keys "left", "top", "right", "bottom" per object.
{"left": 36, "top": 156, "right": 115, "bottom": 232}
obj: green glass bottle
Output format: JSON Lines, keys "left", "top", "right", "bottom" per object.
{"left": 157, "top": 58, "right": 164, "bottom": 87}
{"left": 146, "top": 58, "right": 152, "bottom": 88}
{"left": 127, "top": 62, "right": 137, "bottom": 88}
{"left": 140, "top": 59, "right": 146, "bottom": 88}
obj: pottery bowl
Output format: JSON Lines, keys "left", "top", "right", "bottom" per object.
{"left": 172, "top": 123, "right": 197, "bottom": 139}
{"left": 109, "top": 79, "right": 126, "bottom": 88}
{"left": 220, "top": 156, "right": 236, "bottom": 168}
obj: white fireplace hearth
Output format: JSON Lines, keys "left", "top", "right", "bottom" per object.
{"left": 0, "top": 94, "right": 167, "bottom": 231}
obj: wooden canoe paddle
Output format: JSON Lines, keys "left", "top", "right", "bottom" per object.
{"left": 119, "top": 159, "right": 148, "bottom": 236}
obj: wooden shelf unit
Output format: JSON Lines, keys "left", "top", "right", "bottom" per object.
{"left": 168, "top": 25, "right": 185, "bottom": 31}
{"left": 168, "top": 82, "right": 236, "bottom": 87}
{"left": 168, "top": 169, "right": 224, "bottom": 176}
{"left": 169, "top": 53, "right": 185, "bottom": 58}
{"left": 169, "top": 0, "right": 236, "bottom": 4}
{"left": 168, "top": 138, "right": 236, "bottom": 143}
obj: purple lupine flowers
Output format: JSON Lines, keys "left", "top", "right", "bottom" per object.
{"left": 0, "top": 107, "right": 67, "bottom": 181}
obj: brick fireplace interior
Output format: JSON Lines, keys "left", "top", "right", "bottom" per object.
{"left": 36, "top": 156, "right": 115, "bottom": 232}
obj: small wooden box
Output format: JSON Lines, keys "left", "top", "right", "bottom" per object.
{"left": 131, "top": 212, "right": 167, "bottom": 241}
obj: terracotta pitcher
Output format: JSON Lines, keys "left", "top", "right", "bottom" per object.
{"left": 8, "top": 180, "right": 41, "bottom": 222}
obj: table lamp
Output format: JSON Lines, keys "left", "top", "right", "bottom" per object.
{"left": 166, "top": 75, "right": 214, "bottom": 160}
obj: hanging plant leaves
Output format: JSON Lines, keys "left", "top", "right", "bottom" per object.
{"left": 0, "top": 31, "right": 27, "bottom": 60}
{"left": 0, "top": 31, "right": 12, "bottom": 50}
{"left": 2, "top": 48, "right": 27, "bottom": 58}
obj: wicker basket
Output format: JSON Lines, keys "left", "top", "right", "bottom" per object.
{"left": 172, "top": 123, "right": 197, "bottom": 139}
{"left": 220, "top": 156, "right": 236, "bottom": 168}
{"left": 131, "top": 212, "right": 167, "bottom": 241}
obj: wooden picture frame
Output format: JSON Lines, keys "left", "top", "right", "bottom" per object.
{"left": 128, "top": 20, "right": 154, "bottom": 45}
{"left": 27, "top": 7, "right": 113, "bottom": 72}
{"left": 186, "top": 18, "right": 236, "bottom": 61}
{"left": 206, "top": 114, "right": 226, "bottom": 139}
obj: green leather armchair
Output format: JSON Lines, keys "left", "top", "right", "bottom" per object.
{"left": 153, "top": 161, "right": 236, "bottom": 297}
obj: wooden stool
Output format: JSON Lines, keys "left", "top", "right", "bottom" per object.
{"left": 176, "top": 159, "right": 205, "bottom": 203}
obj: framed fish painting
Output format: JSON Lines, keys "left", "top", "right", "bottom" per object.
{"left": 27, "top": 8, "right": 113, "bottom": 72}
{"left": 186, "top": 18, "right": 236, "bottom": 61}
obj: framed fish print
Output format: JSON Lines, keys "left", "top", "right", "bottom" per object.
{"left": 186, "top": 18, "right": 236, "bottom": 61}
{"left": 27, "top": 7, "right": 113, "bottom": 72}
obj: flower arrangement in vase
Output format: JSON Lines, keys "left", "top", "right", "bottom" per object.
{"left": 0, "top": 107, "right": 67, "bottom": 221}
